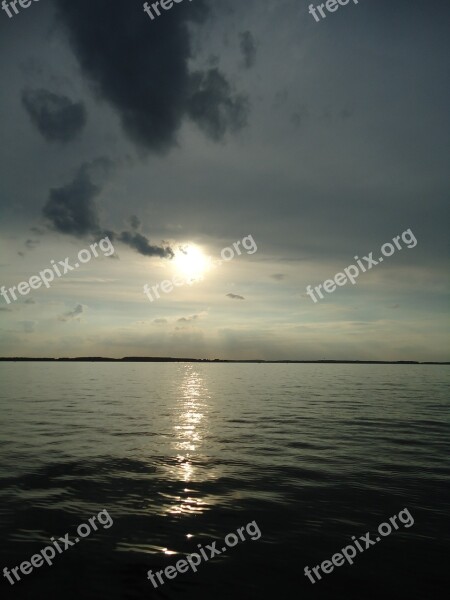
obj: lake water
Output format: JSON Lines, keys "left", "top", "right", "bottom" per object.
{"left": 0, "top": 363, "right": 449, "bottom": 599}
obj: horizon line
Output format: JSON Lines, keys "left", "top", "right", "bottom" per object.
{"left": 0, "top": 357, "right": 449, "bottom": 365}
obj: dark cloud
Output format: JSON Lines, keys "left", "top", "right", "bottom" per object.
{"left": 188, "top": 68, "right": 249, "bottom": 141}
{"left": 0, "top": 307, "right": 12, "bottom": 312}
{"left": 21, "top": 88, "right": 87, "bottom": 143}
{"left": 239, "top": 31, "right": 256, "bottom": 69}
{"left": 24, "top": 299, "right": 36, "bottom": 305}
{"left": 153, "top": 318, "right": 167, "bottom": 324}
{"left": 53, "top": 0, "right": 248, "bottom": 152}
{"left": 43, "top": 159, "right": 110, "bottom": 236}
{"left": 43, "top": 159, "right": 173, "bottom": 258}
{"left": 226, "top": 293, "right": 245, "bottom": 300}
{"left": 118, "top": 231, "right": 174, "bottom": 259}
{"left": 271, "top": 273, "right": 286, "bottom": 281}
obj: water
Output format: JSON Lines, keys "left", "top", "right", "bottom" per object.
{"left": 0, "top": 363, "right": 449, "bottom": 599}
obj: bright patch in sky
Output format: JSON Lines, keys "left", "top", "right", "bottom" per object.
{"left": 173, "top": 245, "right": 211, "bottom": 282}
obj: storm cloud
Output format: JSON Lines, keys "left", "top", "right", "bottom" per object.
{"left": 43, "top": 159, "right": 108, "bottom": 237}
{"left": 188, "top": 68, "right": 249, "bottom": 141}
{"left": 43, "top": 159, "right": 173, "bottom": 258}
{"left": 21, "top": 88, "right": 87, "bottom": 143}
{"left": 53, "top": 0, "right": 248, "bottom": 153}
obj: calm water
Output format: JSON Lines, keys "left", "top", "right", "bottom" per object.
{"left": 0, "top": 363, "right": 449, "bottom": 599}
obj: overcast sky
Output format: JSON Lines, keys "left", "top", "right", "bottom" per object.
{"left": 0, "top": 0, "right": 448, "bottom": 360}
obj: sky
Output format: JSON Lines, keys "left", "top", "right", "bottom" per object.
{"left": 0, "top": 0, "right": 449, "bottom": 361}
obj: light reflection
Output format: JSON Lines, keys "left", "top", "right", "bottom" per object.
{"left": 166, "top": 365, "right": 213, "bottom": 516}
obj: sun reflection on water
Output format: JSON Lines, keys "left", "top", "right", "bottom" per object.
{"left": 166, "top": 365, "right": 214, "bottom": 516}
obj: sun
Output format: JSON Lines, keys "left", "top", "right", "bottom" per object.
{"left": 173, "top": 244, "right": 210, "bottom": 282}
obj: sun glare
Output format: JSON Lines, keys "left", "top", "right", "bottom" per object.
{"left": 173, "top": 245, "right": 210, "bottom": 282}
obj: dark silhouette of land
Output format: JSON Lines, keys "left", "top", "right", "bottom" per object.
{"left": 0, "top": 357, "right": 448, "bottom": 364}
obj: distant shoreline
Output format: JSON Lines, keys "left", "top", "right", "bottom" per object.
{"left": 0, "top": 357, "right": 448, "bottom": 365}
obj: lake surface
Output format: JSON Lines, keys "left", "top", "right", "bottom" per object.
{"left": 0, "top": 363, "right": 449, "bottom": 599}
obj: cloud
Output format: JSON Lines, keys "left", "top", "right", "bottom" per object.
{"left": 25, "top": 239, "right": 40, "bottom": 249}
{"left": 153, "top": 318, "right": 167, "bottom": 324}
{"left": 43, "top": 159, "right": 110, "bottom": 236}
{"left": 226, "top": 293, "right": 245, "bottom": 300}
{"left": 54, "top": 0, "right": 248, "bottom": 153}
{"left": 177, "top": 314, "right": 200, "bottom": 322}
{"left": 24, "top": 299, "right": 36, "bottom": 304}
{"left": 239, "top": 31, "right": 256, "bottom": 69}
{"left": 58, "top": 304, "right": 85, "bottom": 322}
{"left": 271, "top": 273, "right": 285, "bottom": 281}
{"left": 129, "top": 215, "right": 141, "bottom": 230}
{"left": 18, "top": 238, "right": 41, "bottom": 256}
{"left": 43, "top": 159, "right": 173, "bottom": 258}
{"left": 118, "top": 231, "right": 174, "bottom": 259}
{"left": 0, "top": 307, "right": 12, "bottom": 312}
{"left": 21, "top": 88, "right": 87, "bottom": 142}
{"left": 188, "top": 68, "right": 249, "bottom": 141}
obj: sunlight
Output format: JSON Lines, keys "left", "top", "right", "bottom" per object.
{"left": 173, "top": 244, "right": 211, "bottom": 283}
